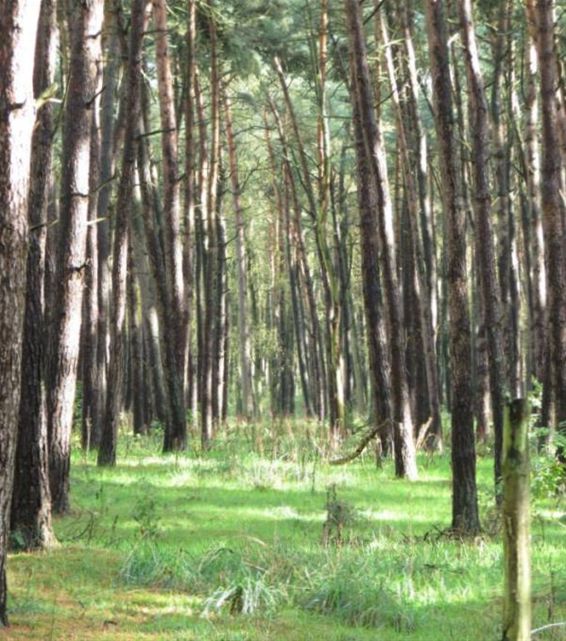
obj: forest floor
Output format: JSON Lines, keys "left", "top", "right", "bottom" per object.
{"left": 5, "top": 423, "right": 566, "bottom": 641}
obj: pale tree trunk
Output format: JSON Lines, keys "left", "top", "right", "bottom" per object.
{"left": 502, "top": 399, "right": 531, "bottom": 641}
{"left": 81, "top": 30, "right": 102, "bottom": 451}
{"left": 424, "top": 0, "right": 479, "bottom": 532}
{"left": 11, "top": 0, "right": 58, "bottom": 553}
{"left": 381, "top": 10, "right": 442, "bottom": 449}
{"left": 48, "top": 0, "right": 104, "bottom": 515}
{"left": 522, "top": 18, "right": 547, "bottom": 385}
{"left": 0, "top": 0, "right": 40, "bottom": 622}
{"left": 183, "top": 0, "right": 197, "bottom": 414}
{"left": 223, "top": 89, "right": 253, "bottom": 421}
{"left": 345, "top": 0, "right": 418, "bottom": 480}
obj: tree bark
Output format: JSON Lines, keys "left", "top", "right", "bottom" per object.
{"left": 47, "top": 0, "right": 104, "bottom": 515}
{"left": 0, "top": 0, "right": 40, "bottom": 622}
{"left": 345, "top": 0, "right": 418, "bottom": 479}
{"left": 502, "top": 399, "right": 531, "bottom": 641}
{"left": 11, "top": 0, "right": 58, "bottom": 552}
{"left": 424, "top": 0, "right": 479, "bottom": 532}
{"left": 458, "top": 0, "right": 507, "bottom": 487}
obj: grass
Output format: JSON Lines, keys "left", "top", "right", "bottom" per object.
{"left": 4, "top": 421, "right": 566, "bottom": 640}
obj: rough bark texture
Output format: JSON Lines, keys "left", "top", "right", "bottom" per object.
{"left": 47, "top": 0, "right": 104, "bottom": 514}
{"left": 424, "top": 0, "right": 479, "bottom": 533}
{"left": 11, "top": 0, "right": 58, "bottom": 552}
{"left": 532, "top": 0, "right": 566, "bottom": 432}
{"left": 345, "top": 0, "right": 418, "bottom": 480}
{"left": 152, "top": 0, "right": 187, "bottom": 415}
{"left": 458, "top": 0, "right": 506, "bottom": 486}
{"left": 0, "top": 0, "right": 40, "bottom": 623}
{"left": 98, "top": 0, "right": 147, "bottom": 466}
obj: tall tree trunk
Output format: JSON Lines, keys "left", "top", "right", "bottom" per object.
{"left": 424, "top": 0, "right": 479, "bottom": 532}
{"left": 93, "top": 2, "right": 122, "bottom": 449}
{"left": 0, "top": 0, "right": 40, "bottom": 622}
{"left": 530, "top": 0, "right": 566, "bottom": 436}
{"left": 48, "top": 0, "right": 104, "bottom": 514}
{"left": 458, "top": 0, "right": 507, "bottom": 487}
{"left": 183, "top": 0, "right": 197, "bottom": 414}
{"left": 223, "top": 89, "right": 253, "bottom": 420}
{"left": 152, "top": 0, "right": 187, "bottom": 451}
{"left": 98, "top": 0, "right": 147, "bottom": 466}
{"left": 381, "top": 11, "right": 442, "bottom": 448}
{"left": 11, "top": 0, "right": 57, "bottom": 553}
{"left": 345, "top": 0, "right": 418, "bottom": 479}
{"left": 349, "top": 56, "right": 394, "bottom": 457}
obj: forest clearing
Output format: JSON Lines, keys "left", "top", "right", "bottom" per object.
{"left": 1, "top": 0, "right": 565, "bottom": 639}
{"left": 4, "top": 427, "right": 565, "bottom": 641}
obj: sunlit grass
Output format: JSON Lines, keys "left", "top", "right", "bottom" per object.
{"left": 5, "top": 421, "right": 566, "bottom": 641}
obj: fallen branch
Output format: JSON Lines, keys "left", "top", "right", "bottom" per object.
{"left": 329, "top": 421, "right": 387, "bottom": 466}
{"left": 532, "top": 622, "right": 566, "bottom": 636}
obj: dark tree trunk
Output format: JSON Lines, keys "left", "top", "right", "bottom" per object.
{"left": 345, "top": 0, "right": 418, "bottom": 479}
{"left": 425, "top": 0, "right": 479, "bottom": 533}
{"left": 458, "top": 0, "right": 507, "bottom": 487}
{"left": 98, "top": 0, "right": 147, "bottom": 467}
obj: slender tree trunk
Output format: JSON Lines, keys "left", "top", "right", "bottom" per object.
{"left": 223, "top": 89, "right": 253, "bottom": 420}
{"left": 349, "top": 55, "right": 394, "bottom": 457}
{"left": 530, "top": 0, "right": 566, "bottom": 434}
{"left": 425, "top": 0, "right": 479, "bottom": 532}
{"left": 458, "top": 0, "right": 507, "bottom": 487}
{"left": 93, "top": 3, "right": 122, "bottom": 449}
{"left": 98, "top": 0, "right": 147, "bottom": 466}
{"left": 152, "top": 0, "right": 187, "bottom": 450}
{"left": 48, "top": 0, "right": 104, "bottom": 514}
{"left": 345, "top": 0, "right": 418, "bottom": 479}
{"left": 502, "top": 399, "right": 531, "bottom": 641}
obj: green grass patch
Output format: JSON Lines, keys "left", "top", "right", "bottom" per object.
{"left": 5, "top": 422, "right": 566, "bottom": 641}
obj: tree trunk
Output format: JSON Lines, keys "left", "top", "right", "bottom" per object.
{"left": 531, "top": 0, "right": 566, "bottom": 435}
{"left": 502, "top": 399, "right": 531, "bottom": 641}
{"left": 223, "top": 89, "right": 253, "bottom": 421}
{"left": 152, "top": 0, "right": 187, "bottom": 451}
{"left": 11, "top": 0, "right": 57, "bottom": 553}
{"left": 458, "top": 0, "right": 507, "bottom": 488}
{"left": 345, "top": 0, "right": 418, "bottom": 479}
{"left": 424, "top": 0, "right": 479, "bottom": 532}
{"left": 48, "top": 0, "right": 104, "bottom": 514}
{"left": 0, "top": 0, "right": 40, "bottom": 622}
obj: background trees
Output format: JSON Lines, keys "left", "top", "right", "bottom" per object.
{"left": 1, "top": 0, "right": 565, "bottom": 626}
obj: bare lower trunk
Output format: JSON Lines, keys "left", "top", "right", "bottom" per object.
{"left": 0, "top": 0, "right": 40, "bottom": 622}
{"left": 425, "top": 0, "right": 479, "bottom": 533}
{"left": 48, "top": 0, "right": 104, "bottom": 514}
{"left": 11, "top": 0, "right": 57, "bottom": 552}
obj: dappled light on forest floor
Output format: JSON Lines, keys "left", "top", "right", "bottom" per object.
{"left": 5, "top": 438, "right": 565, "bottom": 641}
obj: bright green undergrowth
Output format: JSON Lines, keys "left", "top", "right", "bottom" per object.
{"left": 6, "top": 420, "right": 566, "bottom": 641}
